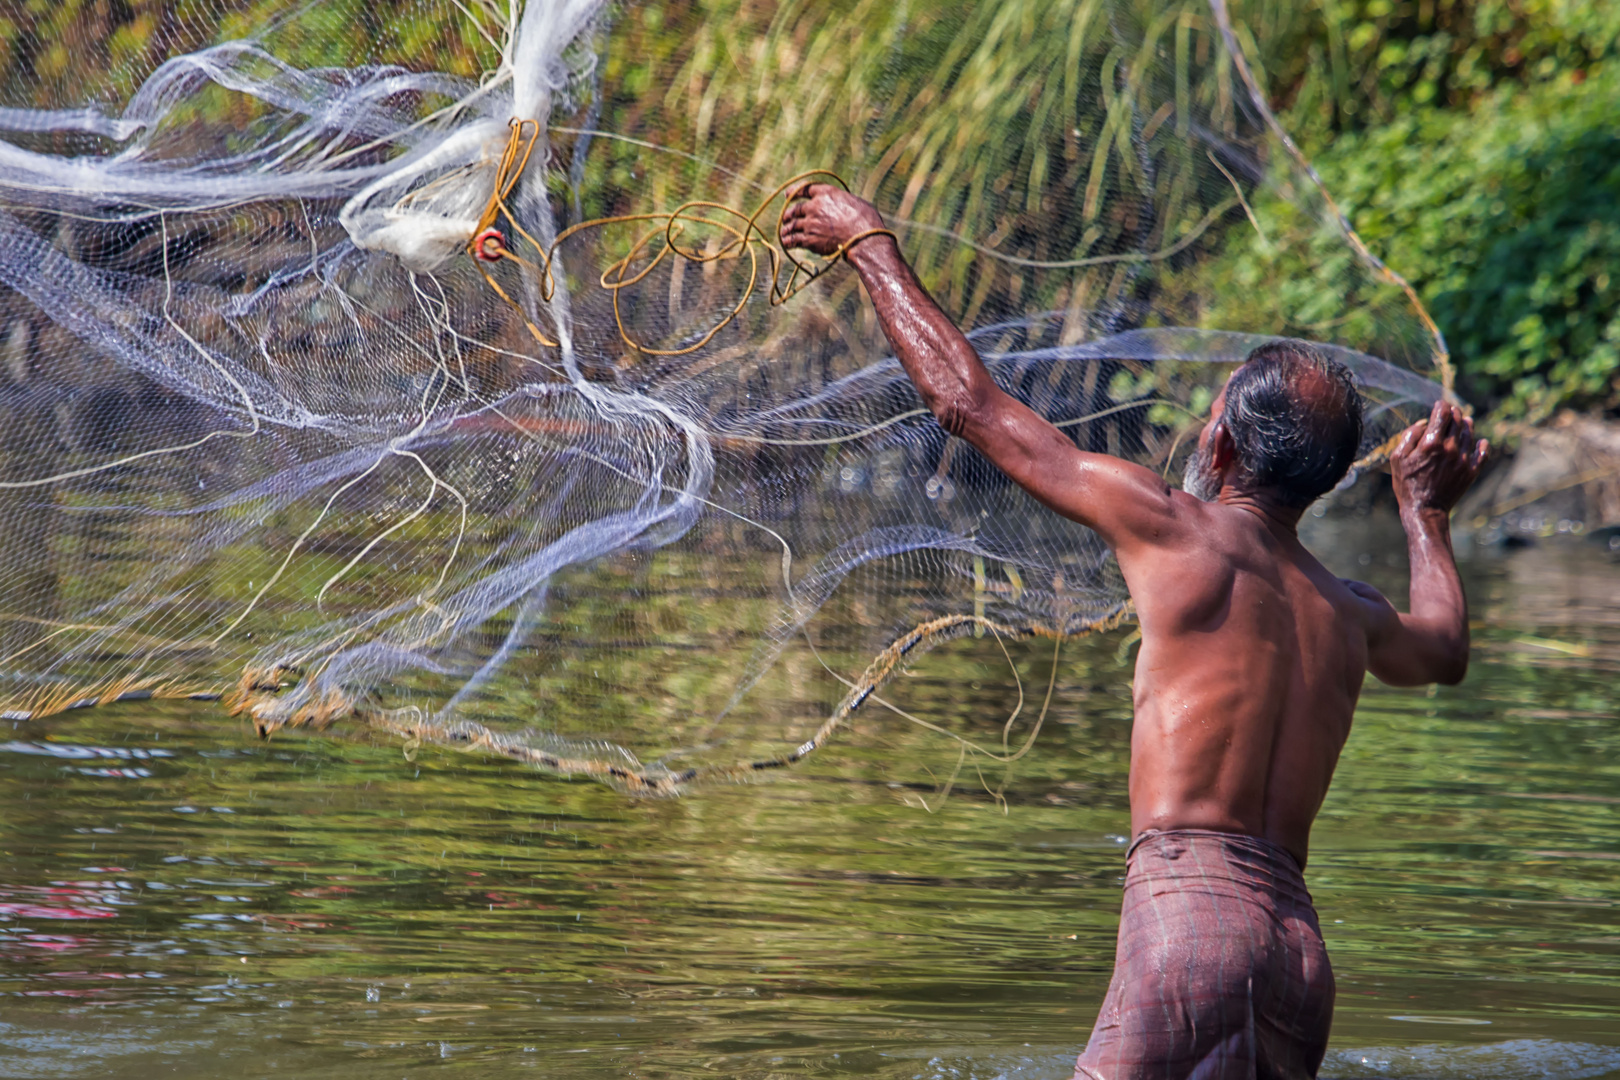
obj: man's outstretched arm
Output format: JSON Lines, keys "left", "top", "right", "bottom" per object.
{"left": 779, "top": 185, "right": 1178, "bottom": 548}
{"left": 1352, "top": 400, "right": 1488, "bottom": 686}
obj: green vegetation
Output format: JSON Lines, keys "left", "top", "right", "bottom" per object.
{"left": 1206, "top": 1, "right": 1620, "bottom": 418}
{"left": 586, "top": 0, "right": 1268, "bottom": 342}
{"left": 4, "top": 0, "right": 1616, "bottom": 417}
{"left": 0, "top": 0, "right": 496, "bottom": 106}
{"left": 586, "top": 0, "right": 1620, "bottom": 417}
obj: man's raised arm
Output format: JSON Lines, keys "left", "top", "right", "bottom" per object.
{"left": 1352, "top": 400, "right": 1488, "bottom": 686}
{"left": 779, "top": 185, "right": 1176, "bottom": 548}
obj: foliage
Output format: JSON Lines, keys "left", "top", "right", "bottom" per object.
{"left": 0, "top": 0, "right": 496, "bottom": 108}
{"left": 1244, "top": 0, "right": 1620, "bottom": 137}
{"left": 586, "top": 0, "right": 1268, "bottom": 335}
{"left": 1204, "top": 0, "right": 1620, "bottom": 418}
{"left": 3, "top": 0, "right": 1290, "bottom": 345}
{"left": 8, "top": 0, "right": 1614, "bottom": 414}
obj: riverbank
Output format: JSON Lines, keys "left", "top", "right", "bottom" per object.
{"left": 1459, "top": 411, "right": 1620, "bottom": 550}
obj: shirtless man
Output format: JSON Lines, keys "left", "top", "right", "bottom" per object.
{"left": 780, "top": 186, "right": 1488, "bottom": 1079}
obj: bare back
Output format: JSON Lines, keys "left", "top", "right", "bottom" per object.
{"left": 1119, "top": 498, "right": 1369, "bottom": 866}
{"left": 779, "top": 187, "right": 1484, "bottom": 872}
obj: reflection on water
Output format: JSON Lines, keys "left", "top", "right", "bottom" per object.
{"left": 0, "top": 535, "right": 1616, "bottom": 1078}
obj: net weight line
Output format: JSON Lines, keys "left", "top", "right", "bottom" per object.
{"left": 298, "top": 606, "right": 1131, "bottom": 796}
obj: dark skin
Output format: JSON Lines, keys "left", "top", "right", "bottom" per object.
{"left": 781, "top": 185, "right": 1487, "bottom": 867}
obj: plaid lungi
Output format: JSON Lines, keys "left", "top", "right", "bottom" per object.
{"left": 1074, "top": 828, "right": 1335, "bottom": 1080}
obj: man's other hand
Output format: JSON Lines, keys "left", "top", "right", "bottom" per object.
{"left": 1390, "top": 400, "right": 1489, "bottom": 515}
{"left": 778, "top": 184, "right": 887, "bottom": 257}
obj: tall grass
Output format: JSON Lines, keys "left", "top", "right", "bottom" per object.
{"left": 0, "top": 0, "right": 1441, "bottom": 372}
{"left": 581, "top": 0, "right": 1438, "bottom": 377}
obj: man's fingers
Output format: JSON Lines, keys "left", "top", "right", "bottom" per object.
{"left": 1396, "top": 422, "right": 1424, "bottom": 457}
{"left": 1419, "top": 401, "right": 1459, "bottom": 448}
{"left": 788, "top": 182, "right": 832, "bottom": 202}
{"left": 1428, "top": 402, "right": 1457, "bottom": 443}
{"left": 1393, "top": 421, "right": 1426, "bottom": 461}
{"left": 1472, "top": 439, "right": 1490, "bottom": 469}
{"left": 781, "top": 229, "right": 831, "bottom": 255}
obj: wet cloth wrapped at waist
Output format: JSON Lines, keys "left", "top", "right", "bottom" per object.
{"left": 1124, "top": 826, "right": 1313, "bottom": 905}
{"left": 1075, "top": 827, "right": 1335, "bottom": 1080}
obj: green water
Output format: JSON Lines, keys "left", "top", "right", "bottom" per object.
{"left": 1, "top": 533, "right": 1618, "bottom": 1079}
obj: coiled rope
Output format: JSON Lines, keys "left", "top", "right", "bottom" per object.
{"left": 465, "top": 118, "right": 894, "bottom": 357}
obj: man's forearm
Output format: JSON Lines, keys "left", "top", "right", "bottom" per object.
{"left": 1401, "top": 504, "right": 1469, "bottom": 676}
{"left": 843, "top": 236, "right": 997, "bottom": 437}
{"left": 834, "top": 229, "right": 1173, "bottom": 542}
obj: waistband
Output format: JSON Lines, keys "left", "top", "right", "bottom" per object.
{"left": 1125, "top": 827, "right": 1310, "bottom": 901}
{"left": 1126, "top": 827, "right": 1301, "bottom": 867}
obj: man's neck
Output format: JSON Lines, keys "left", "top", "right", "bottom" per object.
{"left": 1214, "top": 486, "right": 1307, "bottom": 535}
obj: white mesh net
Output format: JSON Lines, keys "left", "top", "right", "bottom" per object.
{"left": 0, "top": 0, "right": 1447, "bottom": 792}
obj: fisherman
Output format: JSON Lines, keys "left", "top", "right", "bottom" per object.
{"left": 781, "top": 185, "right": 1487, "bottom": 1079}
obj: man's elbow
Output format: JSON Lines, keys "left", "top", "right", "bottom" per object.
{"left": 1403, "top": 619, "right": 1470, "bottom": 686}
{"left": 1377, "top": 646, "right": 1468, "bottom": 688}
{"left": 1432, "top": 647, "right": 1469, "bottom": 686}
{"left": 933, "top": 381, "right": 995, "bottom": 439}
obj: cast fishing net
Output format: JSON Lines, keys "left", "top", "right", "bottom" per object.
{"left": 0, "top": 0, "right": 1448, "bottom": 793}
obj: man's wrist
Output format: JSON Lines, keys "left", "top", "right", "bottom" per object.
{"left": 1400, "top": 502, "right": 1453, "bottom": 532}
{"left": 842, "top": 231, "right": 901, "bottom": 274}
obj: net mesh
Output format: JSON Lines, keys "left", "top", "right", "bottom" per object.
{"left": 0, "top": 0, "right": 1446, "bottom": 792}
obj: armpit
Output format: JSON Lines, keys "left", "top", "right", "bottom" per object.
{"left": 1340, "top": 579, "right": 1387, "bottom": 604}
{"left": 1339, "top": 578, "right": 1400, "bottom": 638}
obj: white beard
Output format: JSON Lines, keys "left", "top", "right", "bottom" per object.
{"left": 1181, "top": 445, "right": 1222, "bottom": 502}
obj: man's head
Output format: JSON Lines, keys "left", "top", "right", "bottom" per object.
{"left": 1183, "top": 340, "right": 1364, "bottom": 508}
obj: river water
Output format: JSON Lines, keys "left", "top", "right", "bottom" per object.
{"left": 1, "top": 523, "right": 1617, "bottom": 1079}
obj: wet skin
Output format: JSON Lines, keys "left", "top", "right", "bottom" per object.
{"left": 781, "top": 186, "right": 1488, "bottom": 867}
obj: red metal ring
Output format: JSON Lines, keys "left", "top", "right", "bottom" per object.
{"left": 473, "top": 227, "right": 505, "bottom": 262}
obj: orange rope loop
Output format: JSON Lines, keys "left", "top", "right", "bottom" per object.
{"left": 465, "top": 119, "right": 894, "bottom": 355}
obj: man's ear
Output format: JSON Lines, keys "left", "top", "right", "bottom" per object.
{"left": 1207, "top": 420, "right": 1237, "bottom": 476}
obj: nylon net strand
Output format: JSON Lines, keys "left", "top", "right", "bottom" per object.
{"left": 0, "top": 0, "right": 1447, "bottom": 794}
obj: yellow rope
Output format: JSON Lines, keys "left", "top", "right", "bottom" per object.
{"left": 465, "top": 119, "right": 893, "bottom": 355}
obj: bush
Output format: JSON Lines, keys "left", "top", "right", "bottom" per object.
{"left": 1202, "top": 6, "right": 1620, "bottom": 419}
{"left": 1255, "top": 0, "right": 1620, "bottom": 135}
